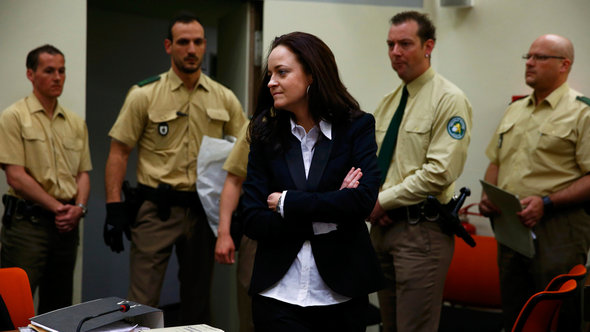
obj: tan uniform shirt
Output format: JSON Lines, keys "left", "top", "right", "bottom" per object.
{"left": 374, "top": 67, "right": 472, "bottom": 210}
{"left": 0, "top": 94, "right": 92, "bottom": 201}
{"left": 109, "top": 69, "right": 246, "bottom": 191}
{"left": 486, "top": 83, "right": 590, "bottom": 197}
{"left": 222, "top": 123, "right": 249, "bottom": 179}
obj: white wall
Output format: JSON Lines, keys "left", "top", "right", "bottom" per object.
{"left": 0, "top": 0, "right": 87, "bottom": 305}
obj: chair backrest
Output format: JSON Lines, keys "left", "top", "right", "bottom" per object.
{"left": 545, "top": 264, "right": 587, "bottom": 291}
{"left": 544, "top": 264, "right": 587, "bottom": 331}
{"left": 511, "top": 279, "right": 578, "bottom": 332}
{"left": 443, "top": 234, "right": 502, "bottom": 308}
{"left": 0, "top": 267, "right": 35, "bottom": 328}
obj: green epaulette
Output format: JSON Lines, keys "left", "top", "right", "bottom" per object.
{"left": 136, "top": 75, "right": 161, "bottom": 87}
{"left": 576, "top": 95, "right": 590, "bottom": 107}
{"left": 510, "top": 95, "right": 529, "bottom": 104}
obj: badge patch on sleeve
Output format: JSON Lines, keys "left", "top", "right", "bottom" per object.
{"left": 447, "top": 116, "right": 466, "bottom": 140}
{"left": 158, "top": 122, "right": 169, "bottom": 136}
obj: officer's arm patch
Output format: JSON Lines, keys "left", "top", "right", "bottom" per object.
{"left": 447, "top": 116, "right": 467, "bottom": 140}
{"left": 137, "top": 75, "right": 161, "bottom": 87}
{"left": 576, "top": 96, "right": 590, "bottom": 107}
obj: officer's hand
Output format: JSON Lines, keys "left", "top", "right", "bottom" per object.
{"left": 478, "top": 193, "right": 501, "bottom": 217}
{"left": 55, "top": 204, "right": 82, "bottom": 233}
{"left": 104, "top": 202, "right": 129, "bottom": 253}
{"left": 517, "top": 196, "right": 543, "bottom": 228}
{"left": 369, "top": 200, "right": 393, "bottom": 226}
{"left": 215, "top": 233, "right": 236, "bottom": 264}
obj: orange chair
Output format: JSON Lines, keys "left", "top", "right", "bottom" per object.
{"left": 545, "top": 264, "right": 587, "bottom": 291}
{"left": 542, "top": 264, "right": 587, "bottom": 331}
{"left": 511, "top": 279, "right": 578, "bottom": 332}
{"left": 0, "top": 267, "right": 35, "bottom": 328}
{"left": 443, "top": 234, "right": 502, "bottom": 308}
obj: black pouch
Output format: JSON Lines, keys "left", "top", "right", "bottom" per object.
{"left": 1, "top": 195, "right": 16, "bottom": 228}
{"left": 156, "top": 183, "right": 172, "bottom": 221}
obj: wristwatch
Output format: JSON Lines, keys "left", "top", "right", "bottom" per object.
{"left": 77, "top": 203, "right": 88, "bottom": 217}
{"left": 542, "top": 195, "right": 553, "bottom": 213}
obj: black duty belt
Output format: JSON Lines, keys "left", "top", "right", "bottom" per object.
{"left": 137, "top": 184, "right": 200, "bottom": 208}
{"left": 387, "top": 201, "right": 439, "bottom": 224}
{"left": 3, "top": 195, "right": 73, "bottom": 224}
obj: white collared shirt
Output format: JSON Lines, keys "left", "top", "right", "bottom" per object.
{"left": 259, "top": 119, "right": 351, "bottom": 306}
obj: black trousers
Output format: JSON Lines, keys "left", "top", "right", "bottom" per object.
{"left": 0, "top": 212, "right": 78, "bottom": 314}
{"left": 252, "top": 294, "right": 369, "bottom": 332}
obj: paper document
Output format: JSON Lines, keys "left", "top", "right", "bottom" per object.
{"left": 480, "top": 180, "right": 535, "bottom": 258}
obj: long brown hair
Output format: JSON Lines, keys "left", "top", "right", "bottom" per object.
{"left": 249, "top": 32, "right": 363, "bottom": 149}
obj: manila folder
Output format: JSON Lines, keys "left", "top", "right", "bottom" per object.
{"left": 480, "top": 180, "right": 535, "bottom": 258}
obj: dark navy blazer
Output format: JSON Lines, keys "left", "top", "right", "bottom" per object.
{"left": 242, "top": 112, "right": 385, "bottom": 298}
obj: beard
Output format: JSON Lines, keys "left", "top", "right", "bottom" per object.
{"left": 174, "top": 55, "right": 201, "bottom": 74}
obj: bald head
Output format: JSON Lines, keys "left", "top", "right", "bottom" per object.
{"left": 525, "top": 34, "right": 574, "bottom": 102}
{"left": 534, "top": 34, "right": 574, "bottom": 65}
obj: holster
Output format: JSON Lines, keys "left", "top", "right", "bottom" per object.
{"left": 138, "top": 183, "right": 202, "bottom": 222}
{"left": 122, "top": 180, "right": 143, "bottom": 224}
{"left": 435, "top": 200, "right": 457, "bottom": 236}
{"left": 1, "top": 195, "right": 60, "bottom": 227}
{"left": 426, "top": 189, "right": 477, "bottom": 247}
{"left": 155, "top": 183, "right": 172, "bottom": 221}
{"left": 2, "top": 194, "right": 16, "bottom": 228}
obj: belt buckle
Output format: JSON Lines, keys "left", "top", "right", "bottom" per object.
{"left": 424, "top": 213, "right": 439, "bottom": 222}
{"left": 30, "top": 215, "right": 41, "bottom": 224}
{"left": 423, "top": 202, "right": 439, "bottom": 222}
{"left": 407, "top": 206, "right": 420, "bottom": 225}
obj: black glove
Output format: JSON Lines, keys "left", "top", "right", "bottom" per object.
{"left": 104, "top": 202, "right": 130, "bottom": 253}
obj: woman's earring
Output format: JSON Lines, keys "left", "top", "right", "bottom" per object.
{"left": 306, "top": 85, "right": 310, "bottom": 95}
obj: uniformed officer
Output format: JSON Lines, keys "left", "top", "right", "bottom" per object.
{"left": 104, "top": 12, "right": 246, "bottom": 324}
{"left": 479, "top": 34, "right": 590, "bottom": 332}
{"left": 0, "top": 44, "right": 91, "bottom": 314}
{"left": 214, "top": 125, "right": 256, "bottom": 332}
{"left": 368, "top": 11, "right": 472, "bottom": 332}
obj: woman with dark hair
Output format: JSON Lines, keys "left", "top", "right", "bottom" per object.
{"left": 242, "top": 31, "right": 384, "bottom": 331}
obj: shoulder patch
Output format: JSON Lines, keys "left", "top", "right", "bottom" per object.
{"left": 136, "top": 75, "right": 161, "bottom": 87}
{"left": 510, "top": 95, "right": 529, "bottom": 104}
{"left": 447, "top": 116, "right": 467, "bottom": 140}
{"left": 576, "top": 96, "right": 590, "bottom": 107}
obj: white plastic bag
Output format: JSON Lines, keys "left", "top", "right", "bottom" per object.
{"left": 196, "top": 135, "right": 236, "bottom": 237}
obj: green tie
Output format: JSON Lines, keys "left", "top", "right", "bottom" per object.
{"left": 377, "top": 85, "right": 408, "bottom": 185}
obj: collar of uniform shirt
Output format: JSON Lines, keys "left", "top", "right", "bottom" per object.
{"left": 27, "top": 93, "right": 66, "bottom": 118}
{"left": 168, "top": 68, "right": 210, "bottom": 92}
{"left": 530, "top": 82, "right": 569, "bottom": 109}
{"left": 405, "top": 66, "right": 435, "bottom": 98}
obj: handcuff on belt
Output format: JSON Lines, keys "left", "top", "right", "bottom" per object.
{"left": 388, "top": 201, "right": 439, "bottom": 224}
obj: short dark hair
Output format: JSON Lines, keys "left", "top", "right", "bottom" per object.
{"left": 249, "top": 32, "right": 363, "bottom": 148}
{"left": 26, "top": 44, "right": 64, "bottom": 71}
{"left": 391, "top": 11, "right": 436, "bottom": 44}
{"left": 167, "top": 11, "right": 201, "bottom": 41}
